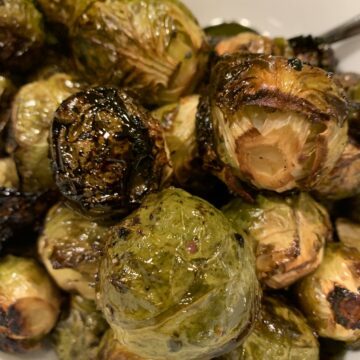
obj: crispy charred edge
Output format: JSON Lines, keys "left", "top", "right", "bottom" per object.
{"left": 327, "top": 285, "right": 360, "bottom": 330}
{"left": 0, "top": 187, "right": 58, "bottom": 245}
{"left": 49, "top": 240, "right": 103, "bottom": 270}
{"left": 51, "top": 87, "right": 169, "bottom": 218}
{"left": 210, "top": 53, "right": 348, "bottom": 126}
{"left": 289, "top": 35, "right": 337, "bottom": 72}
{"left": 195, "top": 93, "right": 253, "bottom": 201}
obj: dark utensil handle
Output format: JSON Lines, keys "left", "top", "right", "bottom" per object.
{"left": 320, "top": 14, "right": 360, "bottom": 43}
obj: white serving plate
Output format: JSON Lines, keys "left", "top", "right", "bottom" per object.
{"left": 1, "top": 1, "right": 359, "bottom": 359}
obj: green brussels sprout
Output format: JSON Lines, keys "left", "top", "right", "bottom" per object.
{"left": 295, "top": 242, "right": 360, "bottom": 343}
{"left": 98, "top": 329, "right": 148, "bottom": 360}
{"left": 219, "top": 296, "right": 319, "bottom": 360}
{"left": 38, "top": 202, "right": 106, "bottom": 299}
{"left": 223, "top": 192, "right": 331, "bottom": 289}
{"left": 335, "top": 218, "right": 360, "bottom": 252}
{"left": 197, "top": 54, "right": 348, "bottom": 195}
{"left": 98, "top": 187, "right": 261, "bottom": 360}
{"left": 312, "top": 139, "right": 360, "bottom": 200}
{"left": 215, "top": 32, "right": 293, "bottom": 58}
{"left": 0, "top": 157, "right": 19, "bottom": 189}
{"left": 53, "top": 295, "right": 108, "bottom": 360}
{"left": 0, "top": 255, "right": 61, "bottom": 352}
{"left": 69, "top": 0, "right": 209, "bottom": 105}
{"left": 9, "top": 73, "right": 82, "bottom": 193}
{"left": 50, "top": 87, "right": 171, "bottom": 220}
{"left": 0, "top": 0, "right": 45, "bottom": 71}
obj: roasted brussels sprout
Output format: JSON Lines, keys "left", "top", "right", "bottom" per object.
{"left": 152, "top": 95, "right": 200, "bottom": 187}
{"left": 98, "top": 187, "right": 260, "bottom": 359}
{"left": 214, "top": 32, "right": 336, "bottom": 71}
{"left": 288, "top": 35, "right": 336, "bottom": 71}
{"left": 53, "top": 295, "right": 108, "bottom": 360}
{"left": 312, "top": 139, "right": 360, "bottom": 200}
{"left": 296, "top": 242, "right": 360, "bottom": 343}
{"left": 0, "top": 0, "right": 45, "bottom": 71}
{"left": 223, "top": 192, "right": 330, "bottom": 289}
{"left": 51, "top": 87, "right": 171, "bottom": 220}
{"left": 10, "top": 73, "right": 82, "bottom": 193}
{"left": 215, "top": 32, "right": 293, "bottom": 58}
{"left": 219, "top": 296, "right": 319, "bottom": 360}
{"left": 98, "top": 329, "right": 147, "bottom": 360}
{"left": 0, "top": 157, "right": 19, "bottom": 189}
{"left": 68, "top": 0, "right": 208, "bottom": 105}
{"left": 0, "top": 255, "right": 61, "bottom": 352}
{"left": 38, "top": 202, "right": 106, "bottom": 299}
{"left": 197, "top": 54, "right": 348, "bottom": 195}
{"left": 335, "top": 218, "right": 360, "bottom": 251}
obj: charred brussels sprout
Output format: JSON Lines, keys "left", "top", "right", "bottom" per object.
{"left": 98, "top": 329, "right": 147, "bottom": 360}
{"left": 296, "top": 242, "right": 360, "bottom": 343}
{"left": 70, "top": 0, "right": 208, "bottom": 105}
{"left": 53, "top": 295, "right": 108, "bottom": 360}
{"left": 312, "top": 139, "right": 360, "bottom": 200}
{"left": 223, "top": 192, "right": 331, "bottom": 289}
{"left": 0, "top": 0, "right": 45, "bottom": 71}
{"left": 219, "top": 296, "right": 319, "bottom": 360}
{"left": 38, "top": 202, "right": 106, "bottom": 300}
{"left": 51, "top": 87, "right": 171, "bottom": 220}
{"left": 0, "top": 255, "right": 60, "bottom": 352}
{"left": 10, "top": 73, "right": 82, "bottom": 193}
{"left": 98, "top": 188, "right": 260, "bottom": 360}
{"left": 214, "top": 33, "right": 336, "bottom": 71}
{"left": 198, "top": 54, "right": 348, "bottom": 194}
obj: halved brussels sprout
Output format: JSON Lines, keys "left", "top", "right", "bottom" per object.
{"left": 69, "top": 0, "right": 208, "bottom": 105}
{"left": 53, "top": 295, "right": 108, "bottom": 360}
{"left": 0, "top": 0, "right": 45, "bottom": 71}
{"left": 98, "top": 187, "right": 261, "bottom": 360}
{"left": 10, "top": 73, "right": 82, "bottom": 193}
{"left": 312, "top": 139, "right": 360, "bottom": 200}
{"left": 219, "top": 296, "right": 319, "bottom": 360}
{"left": 38, "top": 202, "right": 106, "bottom": 300}
{"left": 335, "top": 218, "right": 360, "bottom": 252}
{"left": 223, "top": 192, "right": 330, "bottom": 289}
{"left": 0, "top": 255, "right": 60, "bottom": 352}
{"left": 51, "top": 87, "right": 171, "bottom": 220}
{"left": 296, "top": 242, "right": 360, "bottom": 343}
{"left": 197, "top": 54, "right": 348, "bottom": 195}
{"left": 98, "top": 329, "right": 147, "bottom": 360}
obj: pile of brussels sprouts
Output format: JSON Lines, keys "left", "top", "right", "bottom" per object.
{"left": 0, "top": 0, "right": 360, "bottom": 359}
